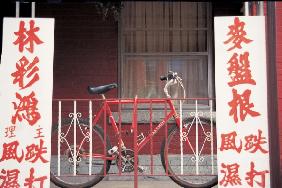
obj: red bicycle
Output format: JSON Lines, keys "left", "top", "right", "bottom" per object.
{"left": 50, "top": 71, "right": 218, "bottom": 188}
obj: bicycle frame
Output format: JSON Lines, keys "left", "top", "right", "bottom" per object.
{"left": 87, "top": 97, "right": 181, "bottom": 158}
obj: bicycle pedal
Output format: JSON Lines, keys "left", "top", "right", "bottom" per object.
{"left": 108, "top": 146, "right": 118, "bottom": 155}
{"left": 138, "top": 166, "right": 146, "bottom": 173}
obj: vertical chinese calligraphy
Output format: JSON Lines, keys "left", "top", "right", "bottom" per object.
{"left": 0, "top": 18, "right": 54, "bottom": 188}
{"left": 13, "top": 20, "right": 44, "bottom": 53}
{"left": 224, "top": 17, "right": 260, "bottom": 123}
{"left": 215, "top": 16, "right": 270, "bottom": 188}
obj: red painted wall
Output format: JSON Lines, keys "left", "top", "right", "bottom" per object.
{"left": 37, "top": 3, "right": 121, "bottom": 152}
{"left": 37, "top": 2, "right": 119, "bottom": 130}
{"left": 275, "top": 2, "right": 282, "bottom": 171}
{"left": 37, "top": 3, "right": 118, "bottom": 100}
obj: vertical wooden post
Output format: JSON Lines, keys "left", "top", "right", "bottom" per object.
{"left": 244, "top": 2, "right": 250, "bottom": 16}
{"left": 258, "top": 1, "right": 264, "bottom": 16}
{"left": 266, "top": 1, "right": 281, "bottom": 187}
{"left": 16, "top": 1, "right": 20, "bottom": 17}
{"left": 31, "top": 2, "right": 35, "bottom": 18}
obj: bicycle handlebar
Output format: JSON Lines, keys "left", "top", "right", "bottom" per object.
{"left": 161, "top": 71, "right": 186, "bottom": 99}
{"left": 160, "top": 71, "right": 176, "bottom": 82}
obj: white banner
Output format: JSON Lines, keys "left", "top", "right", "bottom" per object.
{"left": 214, "top": 16, "right": 270, "bottom": 188}
{"left": 0, "top": 18, "right": 54, "bottom": 187}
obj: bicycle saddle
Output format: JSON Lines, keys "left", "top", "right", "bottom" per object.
{"left": 88, "top": 83, "right": 117, "bottom": 95}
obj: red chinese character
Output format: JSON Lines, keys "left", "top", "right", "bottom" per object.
{"left": 24, "top": 168, "right": 47, "bottom": 188}
{"left": 13, "top": 20, "right": 43, "bottom": 53}
{"left": 25, "top": 139, "right": 48, "bottom": 163}
{"left": 219, "top": 163, "right": 242, "bottom": 186}
{"left": 228, "top": 88, "right": 260, "bottom": 123}
{"left": 244, "top": 129, "right": 268, "bottom": 154}
{"left": 4, "top": 125, "right": 16, "bottom": 138}
{"left": 0, "top": 169, "right": 20, "bottom": 188}
{"left": 11, "top": 92, "right": 41, "bottom": 126}
{"left": 34, "top": 126, "right": 44, "bottom": 139}
{"left": 245, "top": 162, "right": 269, "bottom": 188}
{"left": 0, "top": 140, "right": 24, "bottom": 163}
{"left": 227, "top": 52, "right": 256, "bottom": 87}
{"left": 224, "top": 17, "right": 253, "bottom": 51}
{"left": 220, "top": 131, "right": 242, "bottom": 153}
{"left": 11, "top": 56, "right": 40, "bottom": 89}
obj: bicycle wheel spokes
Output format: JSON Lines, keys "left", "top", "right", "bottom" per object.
{"left": 50, "top": 121, "right": 111, "bottom": 188}
{"left": 161, "top": 119, "right": 218, "bottom": 188}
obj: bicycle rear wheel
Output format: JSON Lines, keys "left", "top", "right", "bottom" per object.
{"left": 160, "top": 117, "right": 218, "bottom": 188}
{"left": 50, "top": 119, "right": 111, "bottom": 188}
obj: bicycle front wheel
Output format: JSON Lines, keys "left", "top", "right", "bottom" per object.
{"left": 160, "top": 117, "right": 218, "bottom": 188}
{"left": 50, "top": 119, "right": 111, "bottom": 188}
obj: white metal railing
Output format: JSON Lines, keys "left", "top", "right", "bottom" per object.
{"left": 52, "top": 98, "right": 217, "bottom": 179}
{"left": 179, "top": 99, "right": 216, "bottom": 175}
{"left": 89, "top": 100, "right": 93, "bottom": 175}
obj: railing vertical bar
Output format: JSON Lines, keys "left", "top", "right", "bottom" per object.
{"left": 118, "top": 99, "right": 122, "bottom": 175}
{"left": 150, "top": 101, "right": 154, "bottom": 175}
{"left": 180, "top": 100, "right": 184, "bottom": 174}
{"left": 133, "top": 96, "right": 138, "bottom": 188}
{"left": 89, "top": 100, "right": 93, "bottom": 175}
{"left": 195, "top": 100, "right": 199, "bottom": 175}
{"left": 103, "top": 103, "right": 107, "bottom": 176}
{"left": 210, "top": 99, "right": 214, "bottom": 174}
{"left": 57, "top": 101, "right": 61, "bottom": 176}
{"left": 73, "top": 100, "right": 77, "bottom": 176}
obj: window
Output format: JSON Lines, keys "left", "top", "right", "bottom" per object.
{"left": 120, "top": 2, "right": 213, "bottom": 101}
